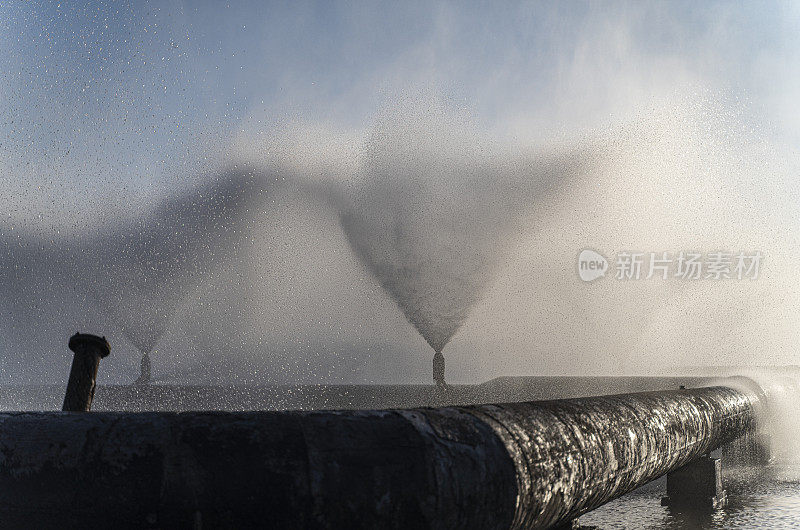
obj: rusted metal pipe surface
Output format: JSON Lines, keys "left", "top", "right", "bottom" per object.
{"left": 469, "top": 385, "right": 760, "bottom": 528}
{"left": 0, "top": 384, "right": 760, "bottom": 529}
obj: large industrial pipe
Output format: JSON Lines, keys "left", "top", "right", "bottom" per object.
{"left": 0, "top": 384, "right": 761, "bottom": 529}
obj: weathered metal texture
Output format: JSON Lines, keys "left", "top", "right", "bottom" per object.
{"left": 467, "top": 386, "right": 759, "bottom": 528}
{"left": 0, "top": 385, "right": 759, "bottom": 529}
{"left": 0, "top": 408, "right": 516, "bottom": 529}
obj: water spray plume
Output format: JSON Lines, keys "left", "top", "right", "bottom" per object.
{"left": 334, "top": 100, "right": 595, "bottom": 383}
{"left": 0, "top": 167, "right": 282, "bottom": 381}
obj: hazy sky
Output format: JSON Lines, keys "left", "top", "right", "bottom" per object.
{"left": 1, "top": 1, "right": 800, "bottom": 385}
{"left": 2, "top": 0, "right": 799, "bottom": 193}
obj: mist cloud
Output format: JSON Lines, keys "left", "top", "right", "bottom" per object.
{"left": 2, "top": 2, "right": 800, "bottom": 387}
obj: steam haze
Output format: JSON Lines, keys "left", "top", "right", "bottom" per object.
{"left": 1, "top": 1, "right": 799, "bottom": 384}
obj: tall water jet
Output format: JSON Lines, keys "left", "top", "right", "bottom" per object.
{"left": 85, "top": 167, "right": 282, "bottom": 376}
{"left": 337, "top": 100, "right": 593, "bottom": 383}
{"left": 0, "top": 166, "right": 282, "bottom": 381}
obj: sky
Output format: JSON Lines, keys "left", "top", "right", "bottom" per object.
{"left": 1, "top": 1, "right": 800, "bottom": 385}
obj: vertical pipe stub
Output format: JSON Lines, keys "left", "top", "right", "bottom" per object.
{"left": 134, "top": 351, "right": 151, "bottom": 385}
{"left": 62, "top": 333, "right": 111, "bottom": 412}
{"left": 433, "top": 350, "right": 445, "bottom": 387}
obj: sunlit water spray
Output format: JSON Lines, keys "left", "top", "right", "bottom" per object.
{"left": 726, "top": 370, "right": 800, "bottom": 469}
{"left": 1, "top": 92, "right": 800, "bottom": 392}
{"left": 331, "top": 100, "right": 595, "bottom": 384}
{"left": 0, "top": 167, "right": 281, "bottom": 382}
